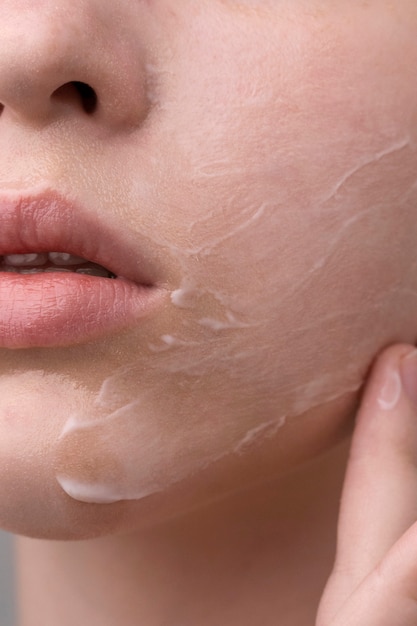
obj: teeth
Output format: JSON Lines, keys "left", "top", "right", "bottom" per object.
{"left": 76, "top": 266, "right": 113, "bottom": 278}
{"left": 0, "top": 251, "right": 115, "bottom": 278}
{"left": 4, "top": 253, "right": 48, "bottom": 267}
{"left": 44, "top": 268, "right": 73, "bottom": 273}
{"left": 18, "top": 268, "right": 45, "bottom": 274}
{"left": 48, "top": 252, "right": 88, "bottom": 266}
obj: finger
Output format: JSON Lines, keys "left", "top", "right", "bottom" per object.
{"left": 318, "top": 343, "right": 417, "bottom": 621}
{"left": 328, "top": 520, "right": 417, "bottom": 626}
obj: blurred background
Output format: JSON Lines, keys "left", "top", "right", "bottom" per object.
{"left": 0, "top": 531, "right": 15, "bottom": 626}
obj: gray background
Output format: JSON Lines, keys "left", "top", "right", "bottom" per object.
{"left": 0, "top": 532, "right": 15, "bottom": 626}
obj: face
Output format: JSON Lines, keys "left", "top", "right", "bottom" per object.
{"left": 0, "top": 0, "right": 416, "bottom": 539}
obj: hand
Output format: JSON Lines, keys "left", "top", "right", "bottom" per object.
{"left": 316, "top": 344, "right": 417, "bottom": 626}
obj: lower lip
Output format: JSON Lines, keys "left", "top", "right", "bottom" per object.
{"left": 0, "top": 273, "right": 165, "bottom": 349}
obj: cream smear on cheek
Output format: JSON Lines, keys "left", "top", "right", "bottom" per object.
{"left": 54, "top": 131, "right": 417, "bottom": 504}
{"left": 54, "top": 3, "right": 417, "bottom": 504}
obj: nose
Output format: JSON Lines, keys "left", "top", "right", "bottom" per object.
{"left": 0, "top": 2, "right": 149, "bottom": 129}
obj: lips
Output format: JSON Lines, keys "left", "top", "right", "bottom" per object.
{"left": 0, "top": 189, "right": 166, "bottom": 348}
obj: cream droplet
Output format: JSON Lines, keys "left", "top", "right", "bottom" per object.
{"left": 56, "top": 476, "right": 123, "bottom": 504}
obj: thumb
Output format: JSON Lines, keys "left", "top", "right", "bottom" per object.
{"left": 318, "top": 343, "right": 417, "bottom": 624}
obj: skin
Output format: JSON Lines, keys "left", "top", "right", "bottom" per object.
{"left": 0, "top": 1, "right": 416, "bottom": 624}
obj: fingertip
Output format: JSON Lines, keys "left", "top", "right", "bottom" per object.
{"left": 366, "top": 344, "right": 417, "bottom": 414}
{"left": 349, "top": 344, "right": 417, "bottom": 450}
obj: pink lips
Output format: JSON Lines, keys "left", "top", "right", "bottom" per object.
{"left": 0, "top": 190, "right": 166, "bottom": 348}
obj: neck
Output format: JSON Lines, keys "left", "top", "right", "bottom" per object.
{"left": 16, "top": 438, "right": 350, "bottom": 626}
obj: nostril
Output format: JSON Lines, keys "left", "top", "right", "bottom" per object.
{"left": 72, "top": 81, "right": 97, "bottom": 114}
{"left": 51, "top": 81, "right": 98, "bottom": 115}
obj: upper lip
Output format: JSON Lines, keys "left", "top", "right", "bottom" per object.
{"left": 0, "top": 188, "right": 159, "bottom": 285}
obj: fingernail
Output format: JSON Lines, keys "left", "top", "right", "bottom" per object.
{"left": 378, "top": 366, "right": 402, "bottom": 410}
{"left": 400, "top": 349, "right": 417, "bottom": 407}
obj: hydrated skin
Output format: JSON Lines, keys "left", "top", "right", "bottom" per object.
{"left": 0, "top": 0, "right": 416, "bottom": 537}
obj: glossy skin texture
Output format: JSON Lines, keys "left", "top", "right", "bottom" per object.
{"left": 0, "top": 0, "right": 416, "bottom": 539}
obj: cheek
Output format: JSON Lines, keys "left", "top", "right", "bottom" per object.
{"left": 57, "top": 13, "right": 417, "bottom": 511}
{"left": 140, "top": 0, "right": 417, "bottom": 408}
{"left": 54, "top": 173, "right": 417, "bottom": 510}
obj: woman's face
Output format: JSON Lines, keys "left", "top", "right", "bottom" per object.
{"left": 0, "top": 0, "right": 416, "bottom": 538}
